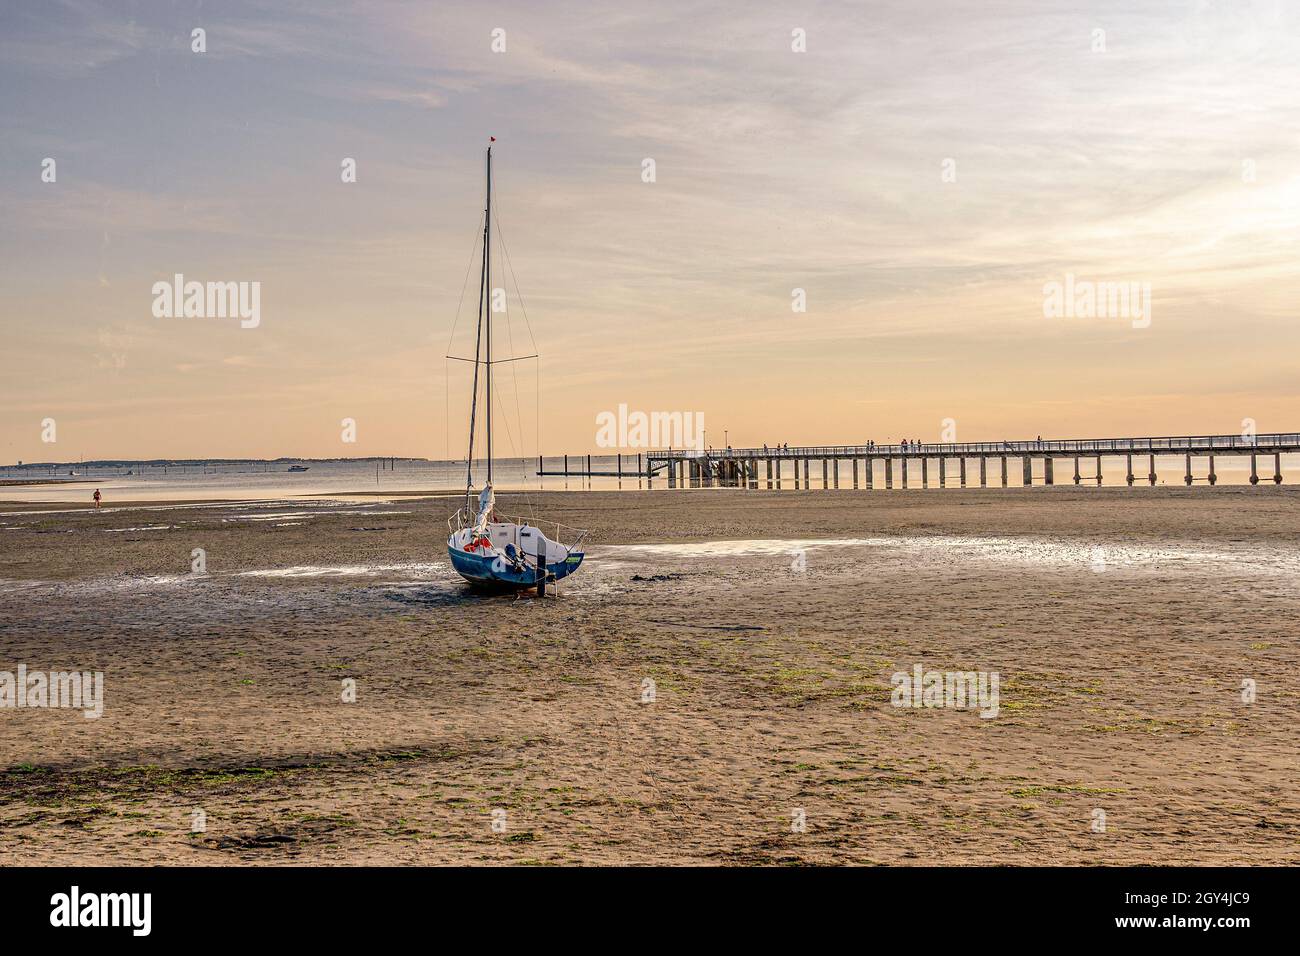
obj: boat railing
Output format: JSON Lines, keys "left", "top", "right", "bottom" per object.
{"left": 448, "top": 507, "right": 588, "bottom": 552}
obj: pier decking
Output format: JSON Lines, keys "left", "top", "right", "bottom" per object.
{"left": 540, "top": 433, "right": 1300, "bottom": 488}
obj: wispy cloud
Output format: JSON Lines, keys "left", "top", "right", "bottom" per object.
{"left": 3, "top": 0, "right": 1300, "bottom": 457}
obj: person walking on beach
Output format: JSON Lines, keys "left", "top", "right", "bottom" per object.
{"left": 92, "top": 488, "right": 101, "bottom": 508}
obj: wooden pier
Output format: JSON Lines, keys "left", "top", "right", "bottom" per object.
{"left": 539, "top": 433, "right": 1300, "bottom": 489}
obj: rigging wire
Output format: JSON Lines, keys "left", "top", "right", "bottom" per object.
{"left": 445, "top": 211, "right": 486, "bottom": 480}
{"left": 491, "top": 181, "right": 542, "bottom": 517}
{"left": 464, "top": 202, "right": 489, "bottom": 502}
{"left": 491, "top": 214, "right": 543, "bottom": 496}
{"left": 496, "top": 243, "right": 530, "bottom": 472}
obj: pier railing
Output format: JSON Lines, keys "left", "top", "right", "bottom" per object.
{"left": 648, "top": 433, "right": 1300, "bottom": 459}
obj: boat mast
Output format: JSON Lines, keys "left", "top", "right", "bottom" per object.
{"left": 485, "top": 145, "right": 493, "bottom": 486}
{"left": 464, "top": 152, "right": 489, "bottom": 503}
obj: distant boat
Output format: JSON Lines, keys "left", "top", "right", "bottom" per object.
{"left": 287, "top": 465, "right": 310, "bottom": 472}
{"left": 446, "top": 143, "right": 586, "bottom": 594}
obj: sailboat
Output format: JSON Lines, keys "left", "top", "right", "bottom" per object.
{"left": 446, "top": 143, "right": 587, "bottom": 594}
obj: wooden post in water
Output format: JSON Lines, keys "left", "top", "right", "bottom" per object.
{"left": 1073, "top": 456, "right": 1082, "bottom": 485}
{"left": 1208, "top": 454, "right": 1216, "bottom": 486}
{"left": 1148, "top": 454, "right": 1157, "bottom": 486}
{"left": 822, "top": 458, "right": 829, "bottom": 489}
{"left": 1022, "top": 456, "right": 1032, "bottom": 486}
{"left": 959, "top": 458, "right": 967, "bottom": 488}
{"left": 885, "top": 458, "right": 894, "bottom": 489}
{"left": 1184, "top": 453, "right": 1192, "bottom": 486}
{"left": 803, "top": 459, "right": 810, "bottom": 488}
{"left": 921, "top": 457, "right": 929, "bottom": 488}
{"left": 979, "top": 457, "right": 987, "bottom": 487}
{"left": 901, "top": 457, "right": 909, "bottom": 489}
{"left": 1000, "top": 456, "right": 1008, "bottom": 487}
{"left": 1126, "top": 454, "right": 1134, "bottom": 486}
{"left": 939, "top": 457, "right": 946, "bottom": 488}
{"left": 833, "top": 459, "right": 840, "bottom": 489}
{"left": 766, "top": 458, "right": 773, "bottom": 490}
{"left": 866, "top": 457, "right": 874, "bottom": 490}
{"left": 1095, "top": 456, "right": 1103, "bottom": 485}
{"left": 1250, "top": 452, "right": 1258, "bottom": 485}
{"left": 852, "top": 458, "right": 859, "bottom": 489}
{"left": 1274, "top": 452, "right": 1283, "bottom": 484}
{"left": 1044, "top": 457, "right": 1054, "bottom": 485}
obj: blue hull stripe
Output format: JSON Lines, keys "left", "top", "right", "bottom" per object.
{"left": 448, "top": 545, "right": 584, "bottom": 589}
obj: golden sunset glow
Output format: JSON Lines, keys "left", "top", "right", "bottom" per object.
{"left": 4, "top": 1, "right": 1298, "bottom": 462}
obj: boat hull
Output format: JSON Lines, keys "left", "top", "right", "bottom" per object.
{"left": 447, "top": 544, "right": 584, "bottom": 591}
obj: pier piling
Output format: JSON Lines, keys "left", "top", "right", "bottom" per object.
{"left": 628, "top": 433, "right": 1296, "bottom": 496}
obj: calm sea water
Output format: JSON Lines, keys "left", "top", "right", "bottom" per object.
{"left": 0, "top": 452, "right": 1290, "bottom": 503}
{"left": 0, "top": 456, "right": 649, "bottom": 503}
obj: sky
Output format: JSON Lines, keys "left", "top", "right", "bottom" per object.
{"left": 2, "top": 0, "right": 1298, "bottom": 462}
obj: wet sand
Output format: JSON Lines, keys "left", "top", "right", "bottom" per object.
{"left": 1, "top": 487, "right": 1297, "bottom": 865}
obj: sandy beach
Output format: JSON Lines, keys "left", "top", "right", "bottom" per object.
{"left": 1, "top": 487, "right": 1297, "bottom": 865}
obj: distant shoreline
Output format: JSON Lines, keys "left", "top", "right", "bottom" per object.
{"left": 0, "top": 478, "right": 99, "bottom": 487}
{"left": 1, "top": 456, "right": 433, "bottom": 470}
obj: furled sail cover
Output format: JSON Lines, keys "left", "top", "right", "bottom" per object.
{"left": 471, "top": 483, "right": 495, "bottom": 538}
